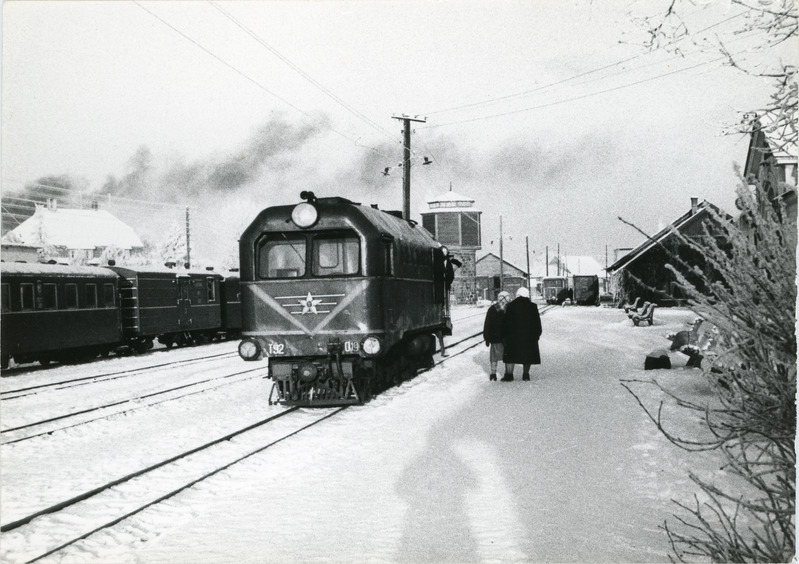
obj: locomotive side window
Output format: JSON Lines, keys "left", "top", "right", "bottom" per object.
{"left": 65, "top": 284, "right": 78, "bottom": 309}
{"left": 103, "top": 284, "right": 115, "bottom": 307}
{"left": 1, "top": 284, "right": 9, "bottom": 311}
{"left": 384, "top": 241, "right": 394, "bottom": 276}
{"left": 312, "top": 235, "right": 359, "bottom": 276}
{"left": 20, "top": 284, "right": 34, "bottom": 310}
{"left": 42, "top": 283, "right": 57, "bottom": 309}
{"left": 258, "top": 235, "right": 306, "bottom": 279}
{"left": 86, "top": 284, "right": 97, "bottom": 308}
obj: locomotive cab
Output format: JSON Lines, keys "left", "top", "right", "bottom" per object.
{"left": 238, "top": 193, "right": 450, "bottom": 406}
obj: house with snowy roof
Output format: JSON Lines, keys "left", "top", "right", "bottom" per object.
{"left": 2, "top": 201, "right": 144, "bottom": 264}
{"left": 606, "top": 198, "right": 730, "bottom": 307}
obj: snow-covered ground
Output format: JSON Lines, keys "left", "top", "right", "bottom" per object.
{"left": 1, "top": 304, "right": 729, "bottom": 563}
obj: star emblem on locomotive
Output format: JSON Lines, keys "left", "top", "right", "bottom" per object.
{"left": 299, "top": 291, "right": 323, "bottom": 315}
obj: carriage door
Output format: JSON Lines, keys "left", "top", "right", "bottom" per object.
{"left": 177, "top": 276, "right": 193, "bottom": 329}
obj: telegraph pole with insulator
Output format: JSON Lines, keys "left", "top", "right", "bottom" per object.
{"left": 392, "top": 114, "right": 426, "bottom": 221}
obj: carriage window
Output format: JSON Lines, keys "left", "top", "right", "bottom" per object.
{"left": 206, "top": 278, "right": 217, "bottom": 302}
{"left": 258, "top": 235, "right": 306, "bottom": 279}
{"left": 86, "top": 284, "right": 97, "bottom": 308}
{"left": 192, "top": 280, "right": 204, "bottom": 303}
{"left": 1, "top": 284, "right": 9, "bottom": 311}
{"left": 42, "top": 284, "right": 57, "bottom": 309}
{"left": 103, "top": 284, "right": 115, "bottom": 307}
{"left": 65, "top": 284, "right": 78, "bottom": 309}
{"left": 312, "top": 235, "right": 360, "bottom": 276}
{"left": 20, "top": 284, "right": 34, "bottom": 310}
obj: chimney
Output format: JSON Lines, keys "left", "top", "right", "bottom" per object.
{"left": 690, "top": 197, "right": 698, "bottom": 215}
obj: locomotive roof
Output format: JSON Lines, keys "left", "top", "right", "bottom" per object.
{"left": 0, "top": 262, "right": 119, "bottom": 278}
{"left": 243, "top": 197, "right": 441, "bottom": 248}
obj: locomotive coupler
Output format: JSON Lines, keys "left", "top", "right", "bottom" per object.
{"left": 327, "top": 338, "right": 346, "bottom": 382}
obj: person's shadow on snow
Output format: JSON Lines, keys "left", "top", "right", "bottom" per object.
{"left": 395, "top": 415, "right": 479, "bottom": 562}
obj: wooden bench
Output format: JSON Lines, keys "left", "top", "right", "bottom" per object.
{"left": 622, "top": 297, "right": 641, "bottom": 313}
{"left": 632, "top": 302, "right": 656, "bottom": 326}
{"left": 627, "top": 301, "right": 649, "bottom": 319}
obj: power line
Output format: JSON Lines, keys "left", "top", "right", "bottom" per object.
{"left": 422, "top": 53, "right": 733, "bottom": 129}
{"left": 208, "top": 1, "right": 397, "bottom": 143}
{"left": 422, "top": 12, "right": 746, "bottom": 118}
{"left": 131, "top": 1, "right": 389, "bottom": 159}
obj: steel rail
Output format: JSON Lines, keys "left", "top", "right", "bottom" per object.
{"left": 1, "top": 351, "right": 238, "bottom": 399}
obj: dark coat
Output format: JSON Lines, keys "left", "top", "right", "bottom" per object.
{"left": 502, "top": 297, "right": 542, "bottom": 364}
{"left": 482, "top": 305, "right": 505, "bottom": 344}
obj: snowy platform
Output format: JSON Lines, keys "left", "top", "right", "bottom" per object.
{"left": 2, "top": 305, "right": 728, "bottom": 563}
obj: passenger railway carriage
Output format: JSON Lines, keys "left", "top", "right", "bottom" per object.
{"left": 237, "top": 192, "right": 452, "bottom": 406}
{"left": 1, "top": 263, "right": 241, "bottom": 369}
{"left": 1, "top": 263, "right": 122, "bottom": 368}
{"left": 108, "top": 266, "right": 225, "bottom": 350}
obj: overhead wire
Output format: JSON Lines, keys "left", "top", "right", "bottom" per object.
{"left": 422, "top": 12, "right": 746, "bottom": 118}
{"left": 208, "top": 0, "right": 398, "bottom": 144}
{"left": 412, "top": 12, "right": 752, "bottom": 193}
{"left": 131, "top": 1, "right": 390, "bottom": 159}
{"left": 421, "top": 49, "right": 748, "bottom": 130}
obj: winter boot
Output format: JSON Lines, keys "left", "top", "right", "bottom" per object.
{"left": 500, "top": 373, "right": 514, "bottom": 382}
{"left": 522, "top": 373, "right": 530, "bottom": 381}
{"left": 489, "top": 373, "right": 497, "bottom": 381}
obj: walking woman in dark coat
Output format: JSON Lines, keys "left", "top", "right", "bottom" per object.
{"left": 483, "top": 291, "right": 510, "bottom": 381}
{"left": 501, "top": 286, "right": 542, "bottom": 381}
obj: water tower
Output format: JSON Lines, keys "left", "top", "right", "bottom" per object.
{"left": 421, "top": 188, "right": 482, "bottom": 303}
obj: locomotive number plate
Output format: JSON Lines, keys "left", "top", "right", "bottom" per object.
{"left": 343, "top": 341, "right": 360, "bottom": 353}
{"left": 267, "top": 342, "right": 286, "bottom": 355}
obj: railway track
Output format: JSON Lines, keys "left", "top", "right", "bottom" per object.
{"left": 2, "top": 305, "right": 557, "bottom": 563}
{"left": 1, "top": 350, "right": 238, "bottom": 400}
{"left": 0, "top": 339, "right": 238, "bottom": 377}
{"left": 1, "top": 366, "right": 268, "bottom": 445}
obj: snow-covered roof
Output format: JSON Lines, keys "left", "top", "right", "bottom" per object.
{"left": 423, "top": 190, "right": 481, "bottom": 212}
{"left": 475, "top": 252, "right": 528, "bottom": 276}
{"left": 561, "top": 255, "right": 605, "bottom": 276}
{"left": 607, "top": 200, "right": 726, "bottom": 272}
{"left": 4, "top": 207, "right": 144, "bottom": 251}
{"left": 0, "top": 261, "right": 119, "bottom": 278}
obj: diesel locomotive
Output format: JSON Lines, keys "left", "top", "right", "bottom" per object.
{"left": 237, "top": 192, "right": 452, "bottom": 406}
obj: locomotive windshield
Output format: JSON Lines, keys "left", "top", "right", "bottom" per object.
{"left": 258, "top": 235, "right": 307, "bottom": 278}
{"left": 257, "top": 231, "right": 361, "bottom": 279}
{"left": 312, "top": 235, "right": 359, "bottom": 276}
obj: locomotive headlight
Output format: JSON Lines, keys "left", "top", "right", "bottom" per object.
{"left": 361, "top": 335, "right": 383, "bottom": 356}
{"left": 291, "top": 202, "right": 318, "bottom": 228}
{"left": 238, "top": 338, "right": 261, "bottom": 361}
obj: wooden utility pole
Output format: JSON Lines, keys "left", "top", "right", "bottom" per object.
{"left": 557, "top": 243, "right": 560, "bottom": 276}
{"left": 185, "top": 207, "right": 191, "bottom": 269}
{"left": 392, "top": 114, "right": 426, "bottom": 221}
{"left": 499, "top": 215, "right": 505, "bottom": 293}
{"left": 526, "top": 235, "right": 531, "bottom": 290}
{"left": 545, "top": 246, "right": 549, "bottom": 276}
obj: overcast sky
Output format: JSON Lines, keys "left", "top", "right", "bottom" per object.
{"left": 2, "top": 0, "right": 795, "bottom": 267}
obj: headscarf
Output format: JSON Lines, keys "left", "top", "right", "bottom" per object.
{"left": 496, "top": 291, "right": 511, "bottom": 311}
{"left": 516, "top": 286, "right": 530, "bottom": 299}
